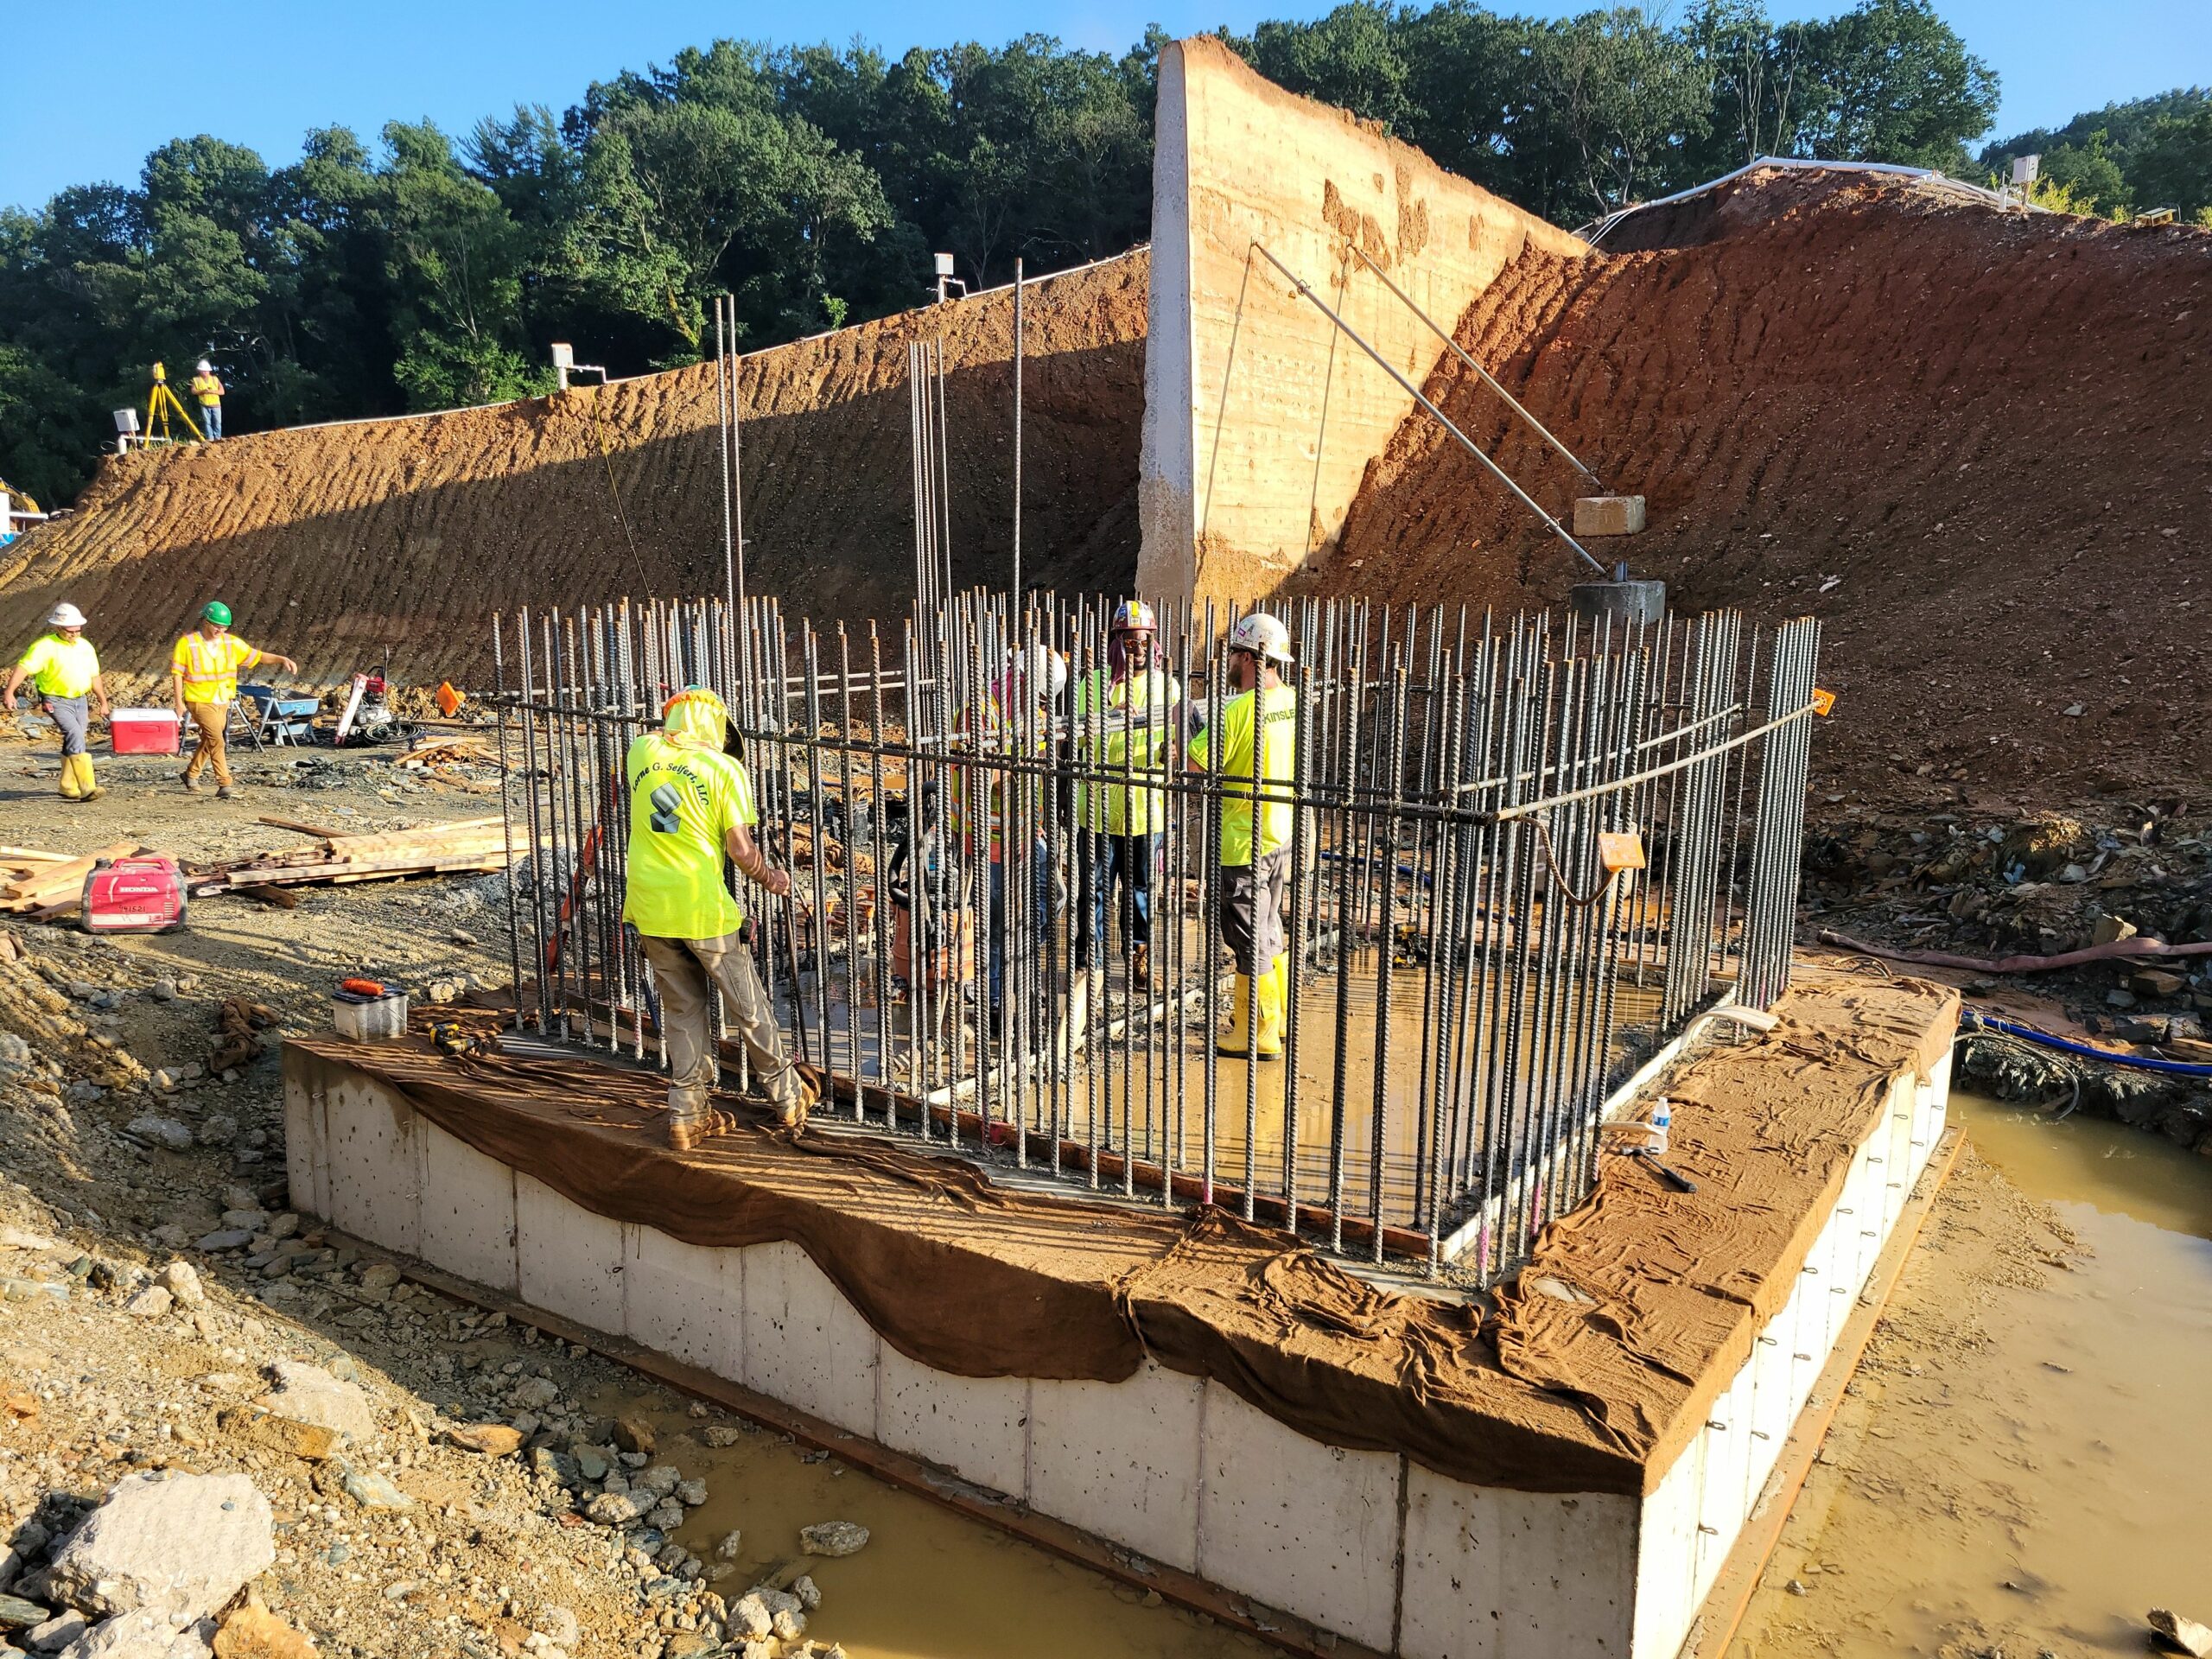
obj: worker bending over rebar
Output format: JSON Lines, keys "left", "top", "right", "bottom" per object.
{"left": 622, "top": 686, "right": 817, "bottom": 1149}
{"left": 1187, "top": 612, "right": 1297, "bottom": 1060}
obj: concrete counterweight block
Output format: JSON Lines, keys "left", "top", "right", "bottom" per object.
{"left": 1570, "top": 578, "right": 1668, "bottom": 627}
{"left": 1573, "top": 494, "right": 1647, "bottom": 536}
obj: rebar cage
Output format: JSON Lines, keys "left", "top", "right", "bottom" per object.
{"left": 495, "top": 590, "right": 1820, "bottom": 1282}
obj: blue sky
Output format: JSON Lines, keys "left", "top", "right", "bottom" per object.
{"left": 3, "top": 0, "right": 2205, "bottom": 211}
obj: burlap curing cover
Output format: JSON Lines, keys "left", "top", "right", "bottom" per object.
{"left": 286, "top": 969, "right": 1955, "bottom": 1496}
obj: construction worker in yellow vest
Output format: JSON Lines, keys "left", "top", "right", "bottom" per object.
{"left": 171, "top": 601, "right": 296, "bottom": 798}
{"left": 623, "top": 686, "right": 817, "bottom": 1149}
{"left": 189, "top": 359, "right": 225, "bottom": 441}
{"left": 5, "top": 602, "right": 111, "bottom": 803}
{"left": 1186, "top": 612, "right": 1296, "bottom": 1060}
{"left": 1071, "top": 600, "right": 1179, "bottom": 991}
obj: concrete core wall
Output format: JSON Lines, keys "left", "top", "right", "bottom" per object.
{"left": 1138, "top": 37, "right": 1586, "bottom": 614}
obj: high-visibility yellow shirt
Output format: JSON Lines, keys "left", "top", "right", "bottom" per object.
{"left": 1188, "top": 683, "right": 1296, "bottom": 867}
{"left": 16, "top": 633, "right": 99, "bottom": 698}
{"left": 170, "top": 631, "right": 262, "bottom": 706}
{"left": 949, "top": 688, "right": 1051, "bottom": 861}
{"left": 189, "top": 372, "right": 223, "bottom": 407}
{"left": 1071, "top": 666, "right": 1179, "bottom": 837}
{"left": 620, "top": 730, "right": 757, "bottom": 940}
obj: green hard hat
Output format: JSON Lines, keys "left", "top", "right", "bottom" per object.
{"left": 202, "top": 601, "right": 232, "bottom": 626}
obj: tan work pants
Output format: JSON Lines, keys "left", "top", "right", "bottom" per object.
{"left": 183, "top": 700, "right": 232, "bottom": 786}
{"left": 640, "top": 931, "right": 804, "bottom": 1122}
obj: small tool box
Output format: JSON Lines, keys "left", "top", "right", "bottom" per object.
{"left": 81, "top": 855, "right": 188, "bottom": 933}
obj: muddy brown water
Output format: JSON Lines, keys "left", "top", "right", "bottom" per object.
{"left": 582, "top": 1388, "right": 1268, "bottom": 1659}
{"left": 1734, "top": 1090, "right": 2212, "bottom": 1656}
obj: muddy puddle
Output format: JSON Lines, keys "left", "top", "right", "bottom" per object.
{"left": 1734, "top": 1090, "right": 2212, "bottom": 1656}
{"left": 582, "top": 1390, "right": 1267, "bottom": 1659}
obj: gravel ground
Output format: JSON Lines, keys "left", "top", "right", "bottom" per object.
{"left": 0, "top": 734, "right": 834, "bottom": 1657}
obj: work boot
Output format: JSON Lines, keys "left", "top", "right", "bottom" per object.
{"left": 668, "top": 1107, "right": 740, "bottom": 1153}
{"left": 216, "top": 784, "right": 238, "bottom": 799}
{"left": 73, "top": 756, "right": 103, "bottom": 803}
{"left": 179, "top": 771, "right": 203, "bottom": 793}
{"left": 776, "top": 1070, "right": 822, "bottom": 1132}
{"left": 1129, "top": 943, "right": 1151, "bottom": 993}
{"left": 1254, "top": 957, "right": 1287, "bottom": 1060}
{"left": 1217, "top": 974, "right": 1258, "bottom": 1058}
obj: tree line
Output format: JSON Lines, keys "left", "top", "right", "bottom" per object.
{"left": 0, "top": 0, "right": 2194, "bottom": 510}
{"left": 1977, "top": 90, "right": 2212, "bottom": 219}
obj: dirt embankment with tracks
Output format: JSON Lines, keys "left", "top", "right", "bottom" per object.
{"left": 0, "top": 254, "right": 1148, "bottom": 693}
{"left": 1320, "top": 169, "right": 2212, "bottom": 815}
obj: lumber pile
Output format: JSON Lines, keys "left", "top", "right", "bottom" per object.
{"left": 392, "top": 734, "right": 503, "bottom": 795}
{"left": 191, "top": 817, "right": 512, "bottom": 897}
{"left": 0, "top": 842, "right": 141, "bottom": 916}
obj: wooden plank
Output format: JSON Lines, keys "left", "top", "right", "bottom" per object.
{"left": 206, "top": 849, "right": 509, "bottom": 891}
{"left": 1, "top": 841, "right": 138, "bottom": 908}
{"left": 0, "top": 846, "right": 73, "bottom": 863}
{"left": 256, "top": 816, "right": 348, "bottom": 839}
{"left": 1679, "top": 1125, "right": 1965, "bottom": 1659}
{"left": 328, "top": 1230, "right": 1381, "bottom": 1659}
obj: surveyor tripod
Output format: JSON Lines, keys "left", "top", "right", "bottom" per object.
{"left": 143, "top": 362, "right": 206, "bottom": 444}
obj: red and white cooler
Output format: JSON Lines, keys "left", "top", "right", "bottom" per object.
{"left": 110, "top": 708, "right": 182, "bottom": 755}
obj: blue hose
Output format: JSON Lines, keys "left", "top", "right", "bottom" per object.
{"left": 1961, "top": 1008, "right": 2212, "bottom": 1078}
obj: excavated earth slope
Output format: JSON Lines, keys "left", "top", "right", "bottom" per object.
{"left": 0, "top": 253, "right": 1148, "bottom": 690}
{"left": 1323, "top": 170, "right": 2212, "bottom": 812}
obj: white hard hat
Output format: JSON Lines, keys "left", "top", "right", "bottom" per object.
{"left": 1005, "top": 644, "right": 1067, "bottom": 702}
{"left": 1227, "top": 612, "right": 1293, "bottom": 664}
{"left": 48, "top": 603, "right": 86, "bottom": 629}
{"left": 195, "top": 359, "right": 212, "bottom": 372}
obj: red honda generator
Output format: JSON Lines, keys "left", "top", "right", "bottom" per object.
{"left": 81, "top": 856, "right": 188, "bottom": 934}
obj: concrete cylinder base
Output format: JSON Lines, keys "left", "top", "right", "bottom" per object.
{"left": 1571, "top": 579, "right": 1668, "bottom": 628}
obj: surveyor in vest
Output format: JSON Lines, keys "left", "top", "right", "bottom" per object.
{"left": 623, "top": 685, "right": 817, "bottom": 1147}
{"left": 189, "top": 359, "right": 225, "bottom": 441}
{"left": 1071, "top": 600, "right": 1179, "bottom": 992}
{"left": 171, "top": 601, "right": 296, "bottom": 798}
{"left": 4, "top": 603, "right": 111, "bottom": 803}
{"left": 1186, "top": 612, "right": 1296, "bottom": 1059}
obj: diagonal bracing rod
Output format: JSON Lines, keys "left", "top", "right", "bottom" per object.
{"left": 1251, "top": 242, "right": 1607, "bottom": 577}
{"left": 1342, "top": 240, "right": 1604, "bottom": 492}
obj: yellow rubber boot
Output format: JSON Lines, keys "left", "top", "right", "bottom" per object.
{"left": 1254, "top": 957, "right": 1286, "bottom": 1059}
{"left": 73, "top": 754, "right": 102, "bottom": 801}
{"left": 1217, "top": 974, "right": 1256, "bottom": 1057}
{"left": 57, "top": 755, "right": 83, "bottom": 801}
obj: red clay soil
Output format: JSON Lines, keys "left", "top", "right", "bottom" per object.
{"left": 0, "top": 253, "right": 1147, "bottom": 693}
{"left": 1320, "top": 169, "right": 2212, "bottom": 815}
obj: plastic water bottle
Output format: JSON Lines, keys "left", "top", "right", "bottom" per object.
{"left": 1649, "top": 1096, "right": 1671, "bottom": 1157}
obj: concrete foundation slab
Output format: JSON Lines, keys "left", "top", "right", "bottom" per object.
{"left": 739, "top": 1240, "right": 880, "bottom": 1442}
{"left": 876, "top": 1341, "right": 1030, "bottom": 1497}
{"left": 1029, "top": 1364, "right": 1206, "bottom": 1573}
{"left": 624, "top": 1224, "right": 739, "bottom": 1378}
{"left": 1196, "top": 1383, "right": 1403, "bottom": 1647}
{"left": 281, "top": 963, "right": 1956, "bottom": 1659}
{"left": 516, "top": 1173, "right": 624, "bottom": 1332}
{"left": 416, "top": 1120, "right": 516, "bottom": 1295}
